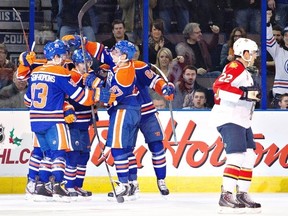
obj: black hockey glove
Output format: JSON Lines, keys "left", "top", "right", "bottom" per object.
{"left": 240, "top": 86, "right": 261, "bottom": 102}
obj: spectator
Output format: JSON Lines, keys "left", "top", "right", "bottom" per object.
{"left": 146, "top": 19, "right": 176, "bottom": 64}
{"left": 150, "top": 91, "right": 168, "bottom": 109}
{"left": 154, "top": 47, "right": 183, "bottom": 83}
{"left": 266, "top": 24, "right": 283, "bottom": 74}
{"left": 267, "top": 10, "right": 288, "bottom": 108}
{"left": 0, "top": 43, "right": 16, "bottom": 92}
{"left": 172, "top": 65, "right": 207, "bottom": 109}
{"left": 55, "top": 0, "right": 96, "bottom": 41}
{"left": 175, "top": 22, "right": 221, "bottom": 77}
{"left": 154, "top": 47, "right": 173, "bottom": 78}
{"left": 220, "top": 27, "right": 247, "bottom": 69}
{"left": 231, "top": 0, "right": 261, "bottom": 34}
{"left": 268, "top": 0, "right": 288, "bottom": 29}
{"left": 278, "top": 93, "right": 288, "bottom": 109}
{"left": 118, "top": 0, "right": 157, "bottom": 44}
{"left": 102, "top": 19, "right": 131, "bottom": 49}
{"left": 156, "top": 0, "right": 190, "bottom": 33}
{"left": 183, "top": 88, "right": 208, "bottom": 109}
{"left": 0, "top": 72, "right": 27, "bottom": 108}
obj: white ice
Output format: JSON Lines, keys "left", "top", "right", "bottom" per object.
{"left": 0, "top": 193, "right": 287, "bottom": 216}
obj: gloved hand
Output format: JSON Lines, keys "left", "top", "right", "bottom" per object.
{"left": 84, "top": 72, "right": 102, "bottom": 89}
{"left": 63, "top": 101, "right": 77, "bottom": 123}
{"left": 162, "top": 82, "right": 175, "bottom": 101}
{"left": 240, "top": 86, "right": 261, "bottom": 102}
{"left": 18, "top": 51, "right": 36, "bottom": 67}
{"left": 94, "top": 87, "right": 116, "bottom": 106}
{"left": 61, "top": 35, "right": 87, "bottom": 49}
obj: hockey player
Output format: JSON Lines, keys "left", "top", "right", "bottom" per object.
{"left": 62, "top": 35, "right": 175, "bottom": 197}
{"left": 211, "top": 38, "right": 261, "bottom": 214}
{"left": 63, "top": 49, "right": 96, "bottom": 199}
{"left": 62, "top": 37, "right": 143, "bottom": 200}
{"left": 90, "top": 62, "right": 174, "bottom": 197}
{"left": 23, "top": 40, "right": 99, "bottom": 202}
{"left": 18, "top": 40, "right": 77, "bottom": 199}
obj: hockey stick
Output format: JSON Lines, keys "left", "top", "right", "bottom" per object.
{"left": 13, "top": 8, "right": 30, "bottom": 51}
{"left": 78, "top": 0, "right": 124, "bottom": 204}
{"left": 151, "top": 64, "right": 178, "bottom": 145}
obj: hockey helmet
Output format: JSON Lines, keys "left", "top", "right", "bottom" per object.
{"left": 44, "top": 40, "right": 67, "bottom": 60}
{"left": 233, "top": 38, "right": 258, "bottom": 57}
{"left": 71, "top": 49, "right": 92, "bottom": 64}
{"left": 114, "top": 40, "right": 136, "bottom": 60}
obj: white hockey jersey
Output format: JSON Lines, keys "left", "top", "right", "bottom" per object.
{"left": 211, "top": 61, "right": 255, "bottom": 128}
{"left": 267, "top": 24, "right": 288, "bottom": 96}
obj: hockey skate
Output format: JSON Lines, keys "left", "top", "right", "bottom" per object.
{"left": 157, "top": 179, "right": 169, "bottom": 196}
{"left": 218, "top": 186, "right": 245, "bottom": 214}
{"left": 75, "top": 187, "right": 92, "bottom": 197}
{"left": 236, "top": 186, "right": 261, "bottom": 214}
{"left": 128, "top": 180, "right": 140, "bottom": 200}
{"left": 25, "top": 179, "right": 36, "bottom": 200}
{"left": 107, "top": 181, "right": 131, "bottom": 202}
{"left": 66, "top": 188, "right": 78, "bottom": 201}
{"left": 52, "top": 181, "right": 71, "bottom": 202}
{"left": 33, "top": 181, "right": 53, "bottom": 202}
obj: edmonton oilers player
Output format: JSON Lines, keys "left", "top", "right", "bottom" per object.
{"left": 24, "top": 40, "right": 96, "bottom": 201}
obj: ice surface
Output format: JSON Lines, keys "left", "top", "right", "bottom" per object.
{"left": 0, "top": 193, "right": 287, "bottom": 216}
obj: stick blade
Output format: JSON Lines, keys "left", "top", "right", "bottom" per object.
{"left": 78, "top": 0, "right": 98, "bottom": 29}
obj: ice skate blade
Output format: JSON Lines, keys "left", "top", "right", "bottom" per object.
{"left": 25, "top": 193, "right": 34, "bottom": 200}
{"left": 52, "top": 195, "right": 71, "bottom": 203}
{"left": 218, "top": 206, "right": 246, "bottom": 214}
{"left": 33, "top": 195, "right": 53, "bottom": 202}
{"left": 76, "top": 195, "right": 92, "bottom": 202}
{"left": 245, "top": 207, "right": 262, "bottom": 214}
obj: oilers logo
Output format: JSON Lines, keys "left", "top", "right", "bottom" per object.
{"left": 0, "top": 125, "right": 5, "bottom": 143}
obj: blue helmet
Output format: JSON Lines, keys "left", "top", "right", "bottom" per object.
{"left": 43, "top": 40, "right": 67, "bottom": 60}
{"left": 71, "top": 49, "right": 92, "bottom": 64}
{"left": 114, "top": 40, "right": 136, "bottom": 60}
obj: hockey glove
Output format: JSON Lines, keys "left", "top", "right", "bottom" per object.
{"left": 162, "top": 82, "right": 175, "bottom": 101}
{"left": 84, "top": 72, "right": 102, "bottom": 89}
{"left": 19, "top": 51, "right": 36, "bottom": 67}
{"left": 240, "top": 86, "right": 261, "bottom": 102}
{"left": 63, "top": 101, "right": 77, "bottom": 124}
{"left": 61, "top": 35, "right": 87, "bottom": 49}
{"left": 94, "top": 87, "right": 116, "bottom": 106}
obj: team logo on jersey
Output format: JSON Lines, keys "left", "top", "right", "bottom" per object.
{"left": 284, "top": 59, "right": 288, "bottom": 74}
{"left": 0, "top": 125, "right": 5, "bottom": 143}
{"left": 228, "top": 62, "right": 239, "bottom": 69}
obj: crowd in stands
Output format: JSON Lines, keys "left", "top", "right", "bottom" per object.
{"left": 1, "top": 0, "right": 288, "bottom": 109}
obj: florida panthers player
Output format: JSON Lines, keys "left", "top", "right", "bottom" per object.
{"left": 211, "top": 38, "right": 261, "bottom": 214}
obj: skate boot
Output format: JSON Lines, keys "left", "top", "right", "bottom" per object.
{"left": 218, "top": 186, "right": 245, "bottom": 214}
{"left": 157, "top": 179, "right": 169, "bottom": 196}
{"left": 33, "top": 181, "right": 53, "bottom": 202}
{"left": 52, "top": 181, "right": 71, "bottom": 202}
{"left": 66, "top": 188, "right": 78, "bottom": 201}
{"left": 75, "top": 187, "right": 92, "bottom": 201}
{"left": 25, "top": 179, "right": 36, "bottom": 200}
{"left": 236, "top": 186, "right": 261, "bottom": 213}
{"left": 107, "top": 181, "right": 130, "bottom": 201}
{"left": 128, "top": 180, "right": 140, "bottom": 200}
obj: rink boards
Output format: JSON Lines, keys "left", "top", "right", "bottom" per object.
{"left": 0, "top": 109, "right": 287, "bottom": 193}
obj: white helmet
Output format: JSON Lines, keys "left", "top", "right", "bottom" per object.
{"left": 233, "top": 38, "right": 258, "bottom": 57}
